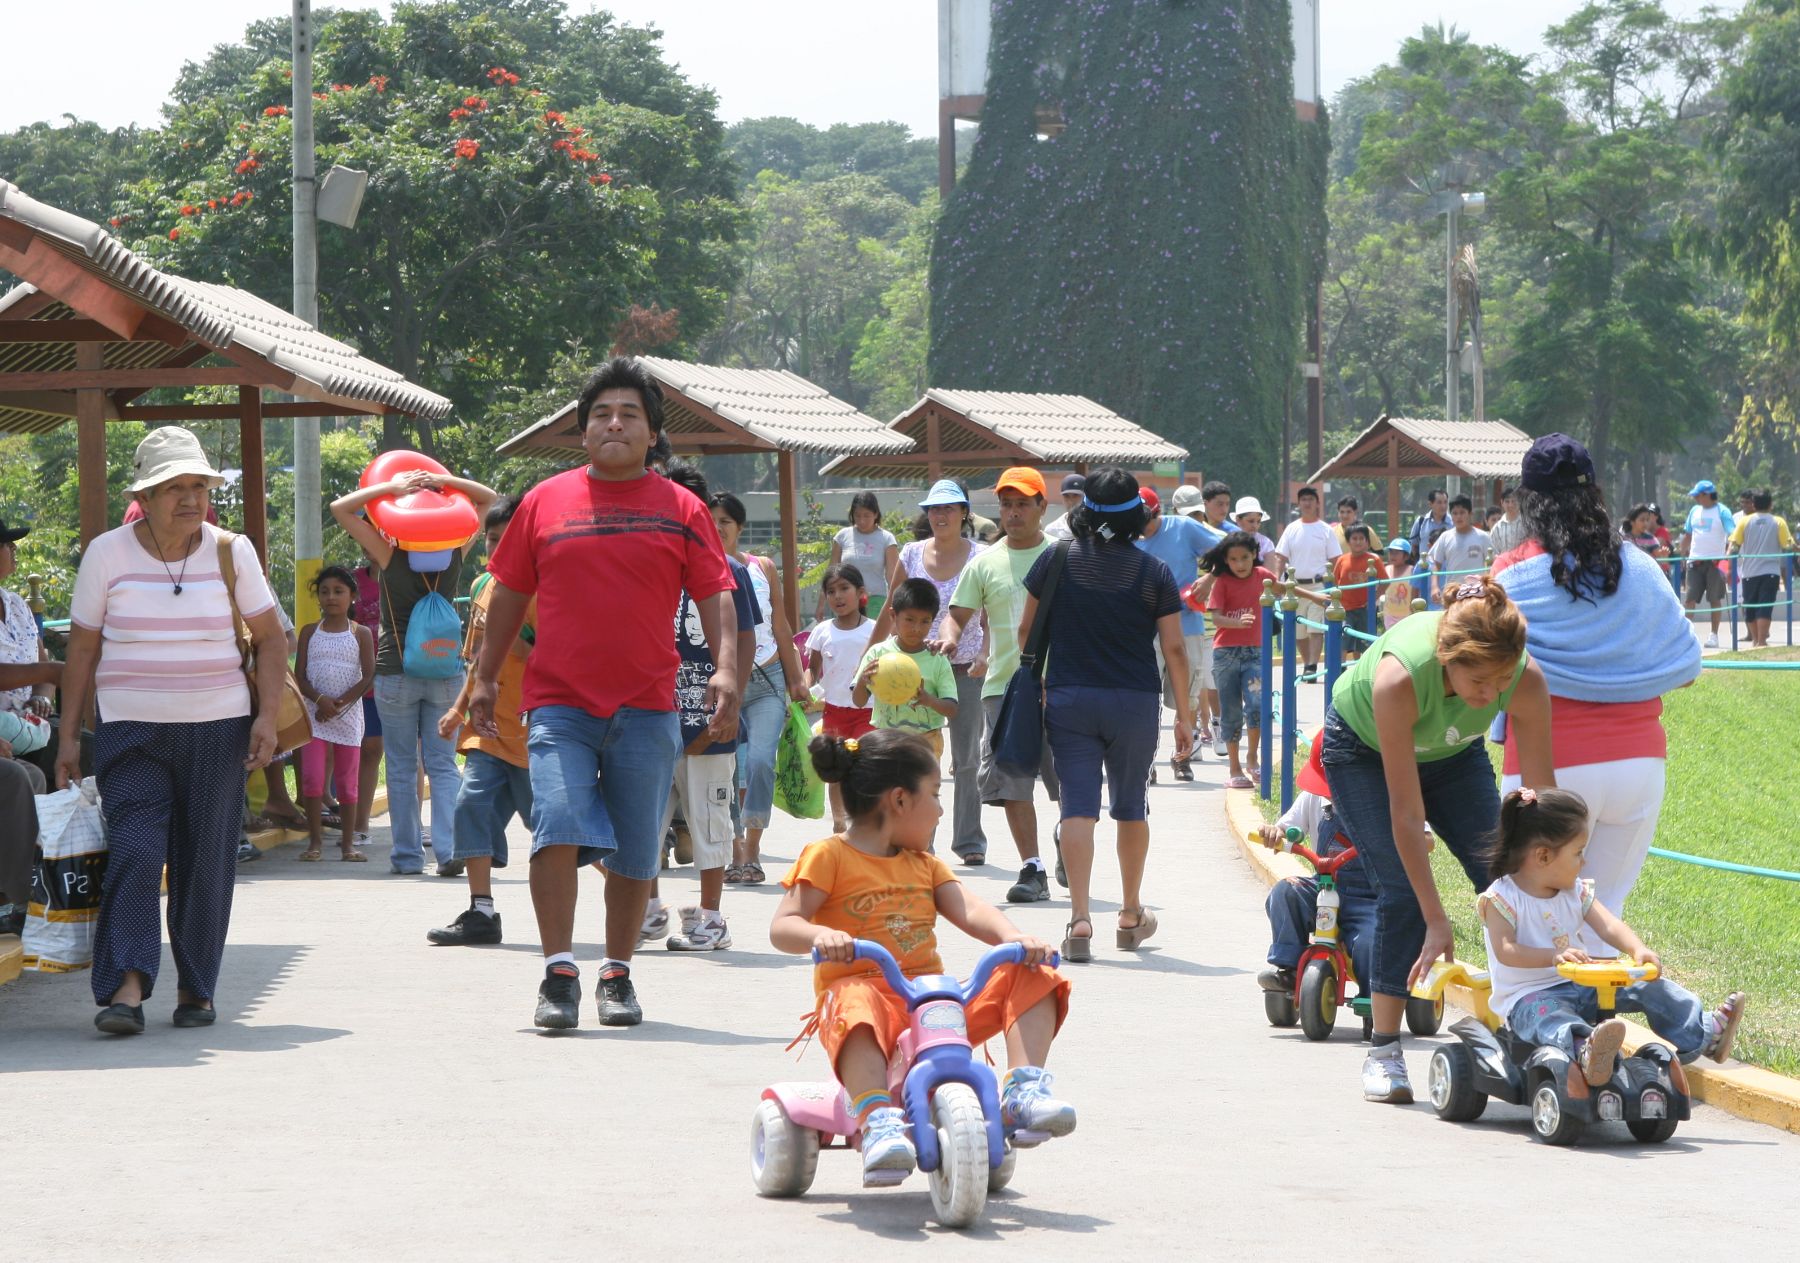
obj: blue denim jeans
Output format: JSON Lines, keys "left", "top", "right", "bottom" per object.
{"left": 738, "top": 658, "right": 788, "bottom": 831}
{"left": 374, "top": 672, "right": 462, "bottom": 873}
{"left": 1044, "top": 685, "right": 1160, "bottom": 822}
{"left": 451, "top": 749, "right": 532, "bottom": 867}
{"left": 1320, "top": 704, "right": 1496, "bottom": 998}
{"left": 1507, "top": 978, "right": 1711, "bottom": 1061}
{"left": 1266, "top": 877, "right": 1376, "bottom": 988}
{"left": 526, "top": 704, "right": 681, "bottom": 880}
{"left": 1212, "top": 645, "right": 1262, "bottom": 744}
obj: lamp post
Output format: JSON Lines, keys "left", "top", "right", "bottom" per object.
{"left": 1441, "top": 190, "right": 1485, "bottom": 424}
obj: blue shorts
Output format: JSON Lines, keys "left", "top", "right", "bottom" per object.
{"left": 526, "top": 705, "right": 681, "bottom": 879}
{"left": 451, "top": 748, "right": 533, "bottom": 867}
{"left": 362, "top": 692, "right": 382, "bottom": 739}
{"left": 1044, "top": 685, "right": 1160, "bottom": 822}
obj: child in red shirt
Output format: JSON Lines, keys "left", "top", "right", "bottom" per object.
{"left": 1331, "top": 523, "right": 1388, "bottom": 654}
{"left": 1189, "top": 532, "right": 1278, "bottom": 788}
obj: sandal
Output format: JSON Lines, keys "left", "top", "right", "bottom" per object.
{"left": 741, "top": 863, "right": 766, "bottom": 886}
{"left": 298, "top": 847, "right": 322, "bottom": 862}
{"left": 1060, "top": 917, "right": 1094, "bottom": 964}
{"left": 1117, "top": 907, "right": 1159, "bottom": 950}
{"left": 243, "top": 813, "right": 280, "bottom": 834}
{"left": 1224, "top": 775, "right": 1255, "bottom": 790}
{"left": 319, "top": 808, "right": 343, "bottom": 831}
{"left": 265, "top": 808, "right": 309, "bottom": 830}
{"left": 723, "top": 864, "right": 746, "bottom": 884}
{"left": 339, "top": 847, "right": 368, "bottom": 863}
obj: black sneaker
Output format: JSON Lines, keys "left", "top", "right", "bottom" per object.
{"left": 1171, "top": 757, "right": 1194, "bottom": 782}
{"left": 427, "top": 907, "right": 502, "bottom": 946}
{"left": 534, "top": 963, "right": 581, "bottom": 1030}
{"left": 597, "top": 965, "right": 643, "bottom": 1027}
{"left": 1006, "top": 864, "right": 1051, "bottom": 903}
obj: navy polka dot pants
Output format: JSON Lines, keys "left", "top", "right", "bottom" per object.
{"left": 91, "top": 717, "right": 251, "bottom": 1007}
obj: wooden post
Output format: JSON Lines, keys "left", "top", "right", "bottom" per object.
{"left": 925, "top": 407, "right": 943, "bottom": 483}
{"left": 76, "top": 342, "right": 108, "bottom": 548}
{"left": 239, "top": 385, "right": 267, "bottom": 562}
{"left": 778, "top": 448, "right": 801, "bottom": 629}
{"left": 1385, "top": 434, "right": 1402, "bottom": 546}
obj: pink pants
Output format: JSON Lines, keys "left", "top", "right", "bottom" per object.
{"left": 299, "top": 739, "right": 361, "bottom": 803}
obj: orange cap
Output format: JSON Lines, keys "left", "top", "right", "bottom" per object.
{"left": 1296, "top": 728, "right": 1330, "bottom": 799}
{"left": 995, "top": 466, "right": 1047, "bottom": 498}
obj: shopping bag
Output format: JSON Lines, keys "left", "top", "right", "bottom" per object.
{"left": 773, "top": 701, "right": 824, "bottom": 820}
{"left": 22, "top": 777, "right": 108, "bottom": 973}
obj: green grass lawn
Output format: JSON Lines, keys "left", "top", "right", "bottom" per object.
{"left": 1262, "top": 646, "right": 1800, "bottom": 1076}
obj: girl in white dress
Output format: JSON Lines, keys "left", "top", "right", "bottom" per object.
{"left": 296, "top": 566, "right": 376, "bottom": 861}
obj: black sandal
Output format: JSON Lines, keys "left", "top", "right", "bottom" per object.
{"left": 95, "top": 1003, "right": 145, "bottom": 1035}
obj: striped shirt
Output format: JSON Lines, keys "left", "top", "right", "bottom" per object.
{"left": 70, "top": 522, "right": 277, "bottom": 724}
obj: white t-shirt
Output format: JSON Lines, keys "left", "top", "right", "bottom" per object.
{"left": 0, "top": 587, "right": 40, "bottom": 713}
{"left": 1429, "top": 526, "right": 1492, "bottom": 582}
{"left": 805, "top": 617, "right": 876, "bottom": 708}
{"left": 1479, "top": 873, "right": 1596, "bottom": 1021}
{"left": 834, "top": 525, "right": 898, "bottom": 596}
{"left": 1684, "top": 503, "right": 1735, "bottom": 561}
{"left": 1273, "top": 519, "right": 1341, "bottom": 580}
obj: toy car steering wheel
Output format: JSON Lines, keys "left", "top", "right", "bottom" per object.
{"left": 1556, "top": 960, "right": 1660, "bottom": 987}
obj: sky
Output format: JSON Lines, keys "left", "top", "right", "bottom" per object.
{"left": 0, "top": 1, "right": 1743, "bottom": 137}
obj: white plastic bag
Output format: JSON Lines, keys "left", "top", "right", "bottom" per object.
{"left": 23, "top": 777, "right": 107, "bottom": 973}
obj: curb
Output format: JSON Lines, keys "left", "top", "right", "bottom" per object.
{"left": 0, "top": 934, "right": 20, "bottom": 986}
{"left": 1218, "top": 787, "right": 1800, "bottom": 1136}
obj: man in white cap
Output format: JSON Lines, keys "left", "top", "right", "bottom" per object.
{"left": 1680, "top": 479, "right": 1734, "bottom": 648}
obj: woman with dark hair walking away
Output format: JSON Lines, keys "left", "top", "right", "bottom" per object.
{"left": 819, "top": 492, "right": 899, "bottom": 621}
{"left": 1017, "top": 468, "right": 1194, "bottom": 962}
{"left": 1492, "top": 434, "right": 1700, "bottom": 924}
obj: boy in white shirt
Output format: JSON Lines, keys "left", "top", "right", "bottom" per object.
{"left": 1271, "top": 485, "right": 1341, "bottom": 682}
{"left": 1680, "top": 479, "right": 1735, "bottom": 648}
{"left": 1427, "top": 495, "right": 1492, "bottom": 605}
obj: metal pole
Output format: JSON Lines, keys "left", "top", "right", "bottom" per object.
{"left": 1445, "top": 200, "right": 1459, "bottom": 424}
{"left": 1280, "top": 575, "right": 1299, "bottom": 813}
{"left": 1259, "top": 579, "right": 1275, "bottom": 802}
{"left": 1729, "top": 556, "right": 1740, "bottom": 652}
{"left": 291, "top": 0, "right": 322, "bottom": 627}
{"left": 1787, "top": 555, "right": 1793, "bottom": 647}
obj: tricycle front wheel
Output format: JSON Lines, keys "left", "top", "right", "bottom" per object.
{"left": 927, "top": 1083, "right": 991, "bottom": 1229}
{"left": 1299, "top": 959, "right": 1338, "bottom": 1041}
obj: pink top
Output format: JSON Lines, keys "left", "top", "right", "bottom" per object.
{"left": 70, "top": 522, "right": 277, "bottom": 724}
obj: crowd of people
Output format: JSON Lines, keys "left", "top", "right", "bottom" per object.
{"left": 1, "top": 358, "right": 1789, "bottom": 1171}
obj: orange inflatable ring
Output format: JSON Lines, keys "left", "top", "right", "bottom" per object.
{"left": 359, "top": 450, "right": 481, "bottom": 552}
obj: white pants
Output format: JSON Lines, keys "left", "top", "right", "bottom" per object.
{"left": 1502, "top": 756, "right": 1666, "bottom": 946}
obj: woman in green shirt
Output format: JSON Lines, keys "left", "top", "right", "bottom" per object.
{"left": 1321, "top": 576, "right": 1555, "bottom": 1104}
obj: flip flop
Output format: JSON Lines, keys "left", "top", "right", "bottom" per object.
{"left": 339, "top": 848, "right": 368, "bottom": 863}
{"left": 298, "top": 848, "right": 323, "bottom": 862}
{"left": 1224, "top": 775, "right": 1255, "bottom": 790}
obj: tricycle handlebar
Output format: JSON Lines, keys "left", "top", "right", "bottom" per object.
{"left": 811, "top": 940, "right": 1059, "bottom": 1005}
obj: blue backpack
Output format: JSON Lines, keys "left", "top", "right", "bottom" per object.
{"left": 402, "top": 574, "right": 464, "bottom": 679}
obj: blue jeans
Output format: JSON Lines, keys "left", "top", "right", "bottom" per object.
{"left": 374, "top": 672, "right": 462, "bottom": 873}
{"left": 739, "top": 658, "right": 788, "bottom": 832}
{"left": 1044, "top": 685, "right": 1160, "bottom": 822}
{"left": 1508, "top": 978, "right": 1710, "bottom": 1062}
{"left": 1213, "top": 645, "right": 1262, "bottom": 744}
{"left": 1266, "top": 877, "right": 1376, "bottom": 988}
{"left": 526, "top": 705, "right": 680, "bottom": 880}
{"left": 1319, "top": 704, "right": 1496, "bottom": 998}
{"left": 451, "top": 749, "right": 532, "bottom": 867}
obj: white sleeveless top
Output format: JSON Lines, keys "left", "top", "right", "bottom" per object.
{"left": 302, "top": 625, "right": 367, "bottom": 746}
{"left": 1478, "top": 874, "right": 1595, "bottom": 1020}
{"left": 743, "top": 556, "right": 778, "bottom": 666}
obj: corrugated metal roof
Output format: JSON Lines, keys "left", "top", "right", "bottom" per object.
{"left": 819, "top": 389, "right": 1188, "bottom": 479}
{"left": 1312, "top": 416, "right": 1534, "bottom": 482}
{"left": 496, "top": 356, "right": 914, "bottom": 457}
{"left": 0, "top": 178, "right": 450, "bottom": 424}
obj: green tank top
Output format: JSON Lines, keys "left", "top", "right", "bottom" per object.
{"left": 1330, "top": 612, "right": 1526, "bottom": 762}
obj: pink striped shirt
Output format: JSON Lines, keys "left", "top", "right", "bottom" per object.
{"left": 71, "top": 523, "right": 277, "bottom": 723}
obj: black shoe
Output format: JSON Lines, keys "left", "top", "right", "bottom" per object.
{"left": 1257, "top": 967, "right": 1296, "bottom": 994}
{"left": 427, "top": 907, "right": 502, "bottom": 946}
{"left": 597, "top": 965, "right": 643, "bottom": 1027}
{"left": 534, "top": 963, "right": 582, "bottom": 1030}
{"left": 436, "top": 859, "right": 466, "bottom": 879}
{"left": 172, "top": 1003, "right": 216, "bottom": 1028}
{"left": 95, "top": 1003, "right": 145, "bottom": 1035}
{"left": 0, "top": 906, "right": 23, "bottom": 936}
{"left": 236, "top": 840, "right": 260, "bottom": 864}
{"left": 1171, "top": 757, "right": 1194, "bottom": 782}
{"left": 1006, "top": 865, "right": 1051, "bottom": 904}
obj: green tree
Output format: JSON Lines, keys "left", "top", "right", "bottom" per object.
{"left": 727, "top": 118, "right": 938, "bottom": 204}
{"left": 851, "top": 193, "right": 937, "bottom": 420}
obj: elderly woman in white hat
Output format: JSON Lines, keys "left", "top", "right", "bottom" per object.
{"left": 55, "top": 426, "right": 287, "bottom": 1035}
{"left": 1231, "top": 496, "right": 1278, "bottom": 565}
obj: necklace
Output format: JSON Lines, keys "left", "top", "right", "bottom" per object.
{"left": 144, "top": 522, "right": 192, "bottom": 596}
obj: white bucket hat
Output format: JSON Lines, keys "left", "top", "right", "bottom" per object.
{"left": 1233, "top": 495, "right": 1265, "bottom": 518}
{"left": 129, "top": 426, "right": 225, "bottom": 493}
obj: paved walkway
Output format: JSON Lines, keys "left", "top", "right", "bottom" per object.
{"left": 4, "top": 700, "right": 1796, "bottom": 1257}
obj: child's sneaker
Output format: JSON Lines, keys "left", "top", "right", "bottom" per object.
{"left": 1000, "top": 1066, "right": 1077, "bottom": 1145}
{"left": 1580, "top": 1017, "right": 1628, "bottom": 1086}
{"left": 1257, "top": 966, "right": 1295, "bottom": 994}
{"left": 1361, "top": 1043, "right": 1412, "bottom": 1103}
{"left": 667, "top": 906, "right": 732, "bottom": 951}
{"left": 637, "top": 902, "right": 669, "bottom": 945}
{"left": 1701, "top": 992, "right": 1749, "bottom": 1062}
{"left": 1214, "top": 731, "right": 1229, "bottom": 759}
{"left": 858, "top": 1106, "right": 916, "bottom": 1186}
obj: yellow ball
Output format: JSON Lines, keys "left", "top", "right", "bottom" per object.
{"left": 871, "top": 653, "right": 923, "bottom": 706}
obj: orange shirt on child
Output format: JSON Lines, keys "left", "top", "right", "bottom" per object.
{"left": 782, "top": 835, "right": 959, "bottom": 997}
{"left": 1332, "top": 552, "right": 1388, "bottom": 611}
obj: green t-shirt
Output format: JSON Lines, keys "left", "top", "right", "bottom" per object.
{"left": 948, "top": 537, "right": 1052, "bottom": 699}
{"left": 1330, "top": 612, "right": 1526, "bottom": 762}
{"left": 858, "top": 637, "right": 957, "bottom": 732}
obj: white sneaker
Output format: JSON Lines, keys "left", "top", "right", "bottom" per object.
{"left": 1704, "top": 633, "right": 1719, "bottom": 648}
{"left": 1214, "top": 731, "right": 1229, "bottom": 759}
{"left": 667, "top": 906, "right": 731, "bottom": 951}
{"left": 859, "top": 1106, "right": 916, "bottom": 1186}
{"left": 637, "top": 902, "right": 669, "bottom": 945}
{"left": 1362, "top": 1045, "right": 1413, "bottom": 1104}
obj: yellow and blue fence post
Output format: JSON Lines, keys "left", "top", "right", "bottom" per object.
{"left": 1324, "top": 587, "right": 1346, "bottom": 698}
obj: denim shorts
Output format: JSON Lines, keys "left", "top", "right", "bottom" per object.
{"left": 452, "top": 748, "right": 533, "bottom": 867}
{"left": 1044, "top": 685, "right": 1160, "bottom": 822}
{"left": 525, "top": 705, "right": 682, "bottom": 880}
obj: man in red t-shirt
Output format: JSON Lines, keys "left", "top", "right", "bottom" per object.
{"left": 472, "top": 357, "right": 738, "bottom": 1031}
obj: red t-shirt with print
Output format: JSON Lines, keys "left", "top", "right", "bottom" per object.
{"left": 1208, "top": 565, "right": 1278, "bottom": 647}
{"left": 487, "top": 466, "right": 733, "bottom": 717}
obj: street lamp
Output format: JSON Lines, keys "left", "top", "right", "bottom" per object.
{"left": 1430, "top": 189, "right": 1485, "bottom": 424}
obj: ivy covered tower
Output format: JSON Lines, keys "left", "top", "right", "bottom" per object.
{"left": 930, "top": 0, "right": 1326, "bottom": 493}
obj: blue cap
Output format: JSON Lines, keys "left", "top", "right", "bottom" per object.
{"left": 1688, "top": 479, "right": 1717, "bottom": 498}
{"left": 919, "top": 478, "right": 969, "bottom": 508}
{"left": 1385, "top": 537, "right": 1412, "bottom": 556}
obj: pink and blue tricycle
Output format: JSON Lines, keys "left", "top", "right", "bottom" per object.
{"left": 751, "top": 940, "right": 1059, "bottom": 1229}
